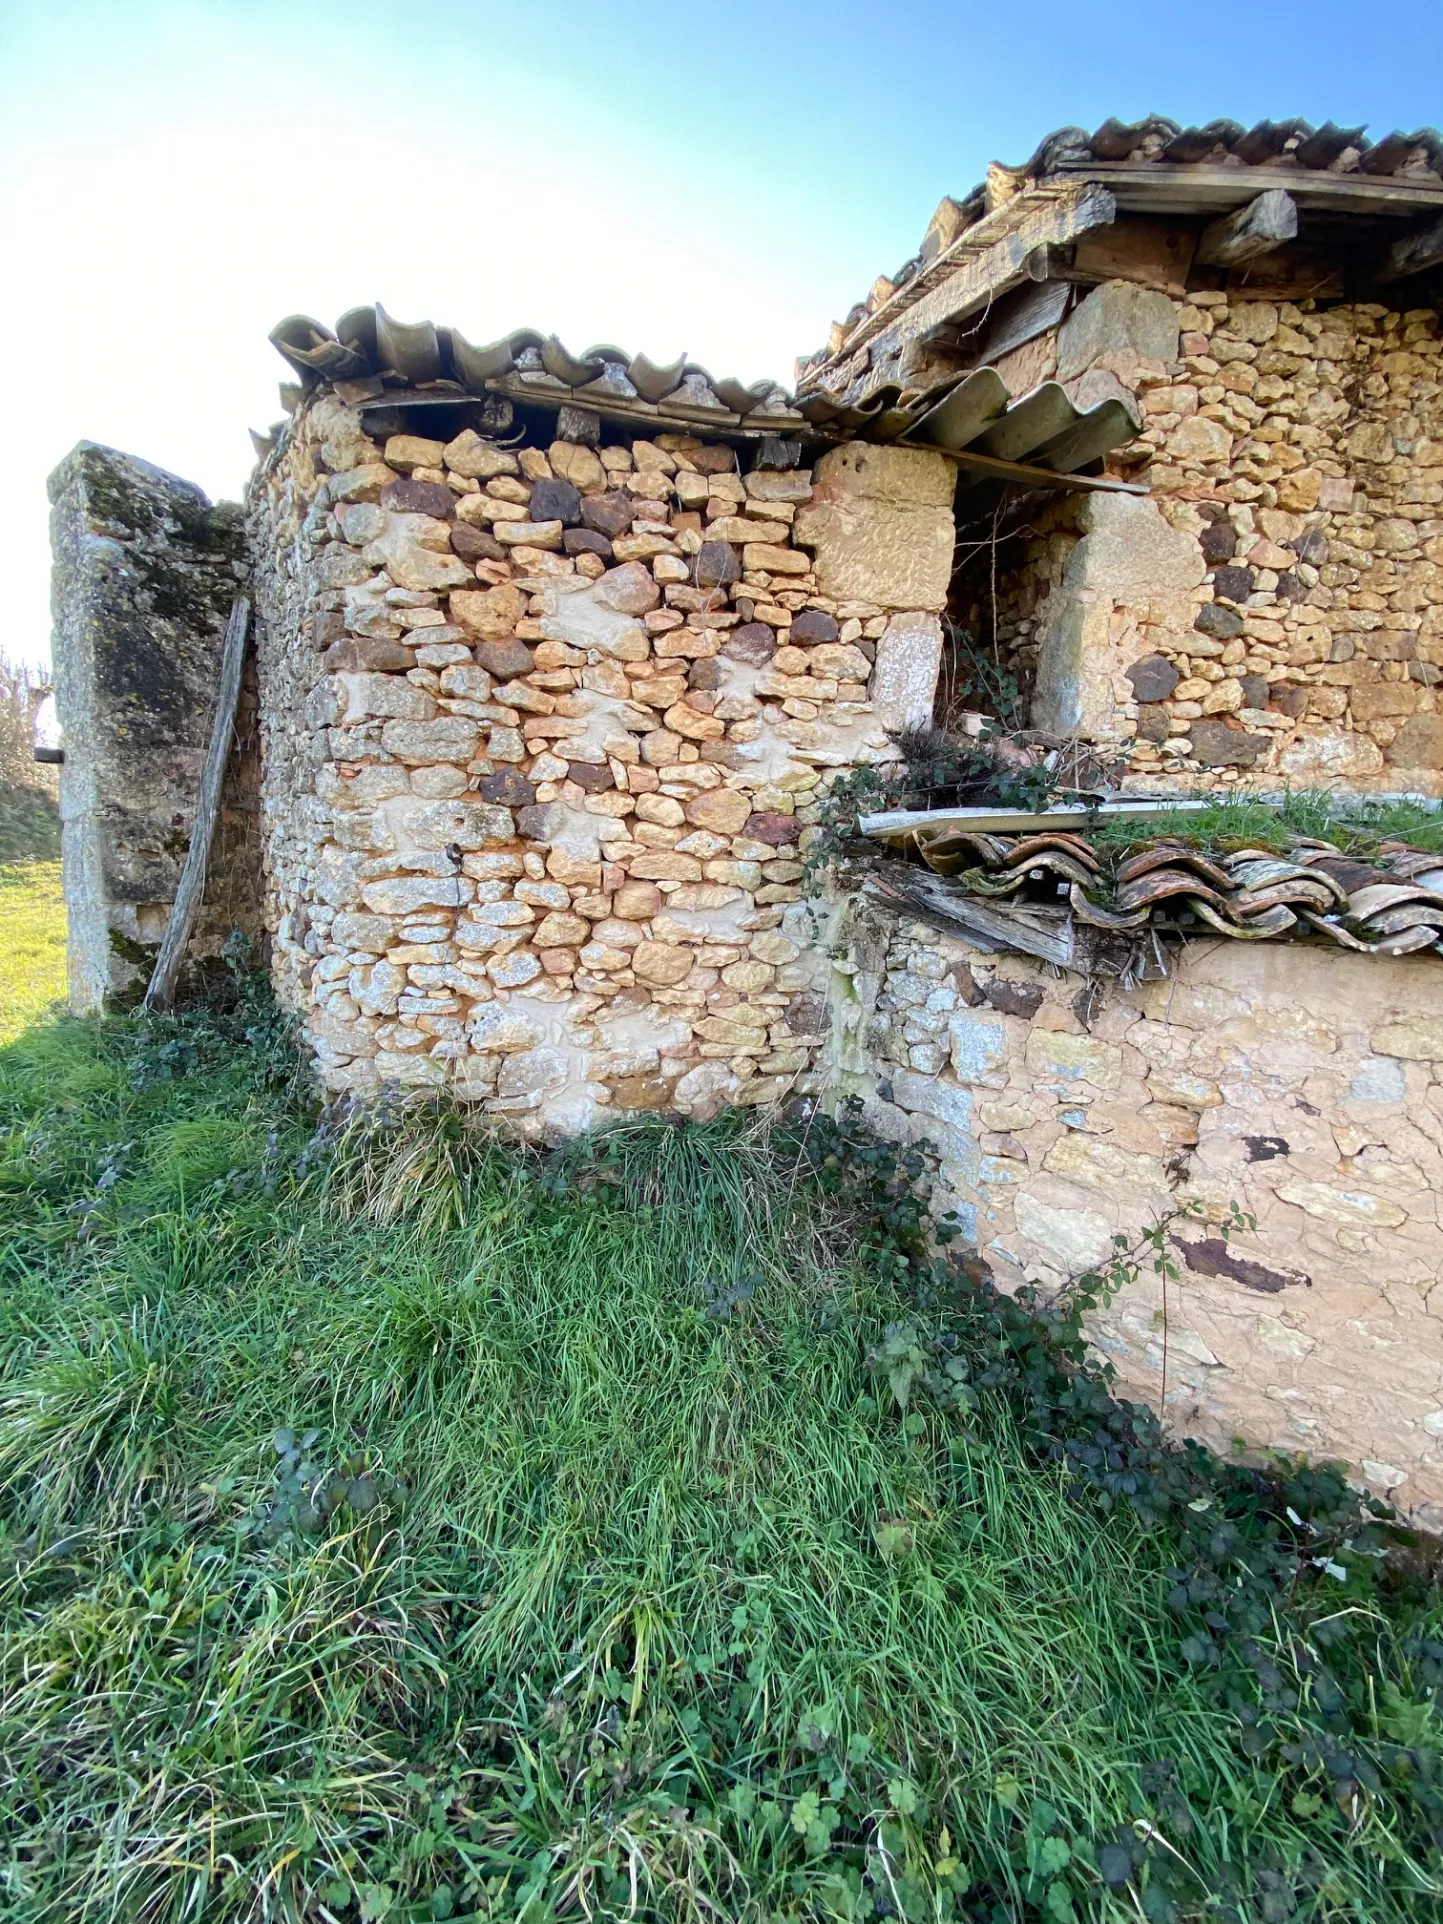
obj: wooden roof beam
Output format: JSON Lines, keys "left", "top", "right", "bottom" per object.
{"left": 1196, "top": 188, "right": 1298, "bottom": 267}
{"left": 1376, "top": 210, "right": 1443, "bottom": 283}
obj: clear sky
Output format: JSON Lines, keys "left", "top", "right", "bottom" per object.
{"left": 3, "top": 0, "right": 1441, "bottom": 671}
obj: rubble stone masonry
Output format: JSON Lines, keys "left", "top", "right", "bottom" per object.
{"left": 247, "top": 396, "right": 950, "bottom": 1130}
{"left": 957, "top": 286, "right": 1443, "bottom": 793}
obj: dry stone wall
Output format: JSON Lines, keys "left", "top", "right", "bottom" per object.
{"left": 953, "top": 284, "right": 1443, "bottom": 792}
{"left": 248, "top": 397, "right": 951, "bottom": 1127}
{"left": 833, "top": 905, "right": 1443, "bottom": 1527}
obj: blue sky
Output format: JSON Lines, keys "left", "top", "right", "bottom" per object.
{"left": 3, "top": 0, "right": 1441, "bottom": 668}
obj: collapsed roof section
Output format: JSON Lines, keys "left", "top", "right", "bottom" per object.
{"left": 798, "top": 116, "right": 1443, "bottom": 422}
{"left": 266, "top": 290, "right": 1146, "bottom": 494}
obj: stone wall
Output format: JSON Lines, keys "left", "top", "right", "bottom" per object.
{"left": 833, "top": 903, "right": 1443, "bottom": 1527}
{"left": 953, "top": 283, "right": 1443, "bottom": 791}
{"left": 48, "top": 443, "right": 260, "bottom": 1010}
{"left": 246, "top": 395, "right": 952, "bottom": 1125}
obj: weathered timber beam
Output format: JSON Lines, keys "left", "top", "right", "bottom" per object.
{"left": 894, "top": 440, "right": 1148, "bottom": 496}
{"left": 1196, "top": 189, "right": 1298, "bottom": 266}
{"left": 1051, "top": 161, "right": 1443, "bottom": 217}
{"left": 1376, "top": 211, "right": 1443, "bottom": 283}
{"left": 862, "top": 871, "right": 1079, "bottom": 968}
{"left": 826, "top": 185, "right": 1116, "bottom": 407}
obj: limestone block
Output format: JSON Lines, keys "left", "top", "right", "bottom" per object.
{"left": 385, "top": 435, "right": 446, "bottom": 472}
{"left": 450, "top": 584, "right": 526, "bottom": 639}
{"left": 536, "top": 578, "right": 649, "bottom": 658}
{"left": 361, "top": 876, "right": 470, "bottom": 915}
{"left": 1277, "top": 732, "right": 1384, "bottom": 783}
{"left": 793, "top": 445, "right": 954, "bottom": 612}
{"left": 444, "top": 430, "right": 519, "bottom": 480}
{"left": 1348, "top": 1057, "right": 1407, "bottom": 1102}
{"left": 869, "top": 613, "right": 944, "bottom": 735}
{"left": 1371, "top": 1015, "right": 1443, "bottom": 1062}
{"left": 375, "top": 1051, "right": 447, "bottom": 1087}
{"left": 497, "top": 1048, "right": 570, "bottom": 1097}
{"left": 362, "top": 512, "right": 472, "bottom": 591}
{"left": 381, "top": 717, "right": 482, "bottom": 765}
{"left": 1043, "top": 1133, "right": 1167, "bottom": 1197}
{"left": 674, "top": 1062, "right": 739, "bottom": 1120}
{"left": 684, "top": 787, "right": 752, "bottom": 833}
{"left": 1275, "top": 1180, "right": 1408, "bottom": 1228}
{"left": 1056, "top": 283, "right": 1180, "bottom": 382}
{"left": 1014, "top": 1190, "right": 1114, "bottom": 1274}
{"left": 1024, "top": 1029, "right": 1123, "bottom": 1091}
{"left": 336, "top": 672, "right": 435, "bottom": 723}
{"left": 375, "top": 797, "right": 514, "bottom": 849}
{"left": 1146, "top": 1069, "right": 1221, "bottom": 1109}
{"left": 468, "top": 1004, "right": 547, "bottom": 1052}
{"left": 1386, "top": 715, "right": 1443, "bottom": 770}
{"left": 332, "top": 911, "right": 397, "bottom": 951}
{"left": 946, "top": 1010, "right": 1008, "bottom": 1086}
{"left": 633, "top": 941, "right": 695, "bottom": 985}
{"left": 891, "top": 1066, "right": 974, "bottom": 1135}
{"left": 1032, "top": 494, "right": 1204, "bottom": 739}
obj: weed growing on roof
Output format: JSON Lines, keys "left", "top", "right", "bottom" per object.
{"left": 1079, "top": 790, "right": 1443, "bottom": 861}
{"left": 0, "top": 989, "right": 1439, "bottom": 1921}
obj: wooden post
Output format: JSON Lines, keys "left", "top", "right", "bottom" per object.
{"left": 142, "top": 595, "right": 250, "bottom": 1012}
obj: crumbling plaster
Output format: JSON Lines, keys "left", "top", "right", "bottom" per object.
{"left": 832, "top": 905, "right": 1443, "bottom": 1528}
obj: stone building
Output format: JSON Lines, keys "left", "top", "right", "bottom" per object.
{"left": 50, "top": 116, "right": 1443, "bottom": 1521}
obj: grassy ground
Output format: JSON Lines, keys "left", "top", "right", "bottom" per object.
{"left": 0, "top": 860, "right": 66, "bottom": 1043}
{"left": 0, "top": 986, "right": 1439, "bottom": 1923}
{"left": 0, "top": 783, "right": 60, "bottom": 868}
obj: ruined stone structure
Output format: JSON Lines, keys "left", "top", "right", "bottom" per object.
{"left": 49, "top": 115, "right": 1443, "bottom": 1519}
{"left": 49, "top": 445, "right": 261, "bottom": 1008}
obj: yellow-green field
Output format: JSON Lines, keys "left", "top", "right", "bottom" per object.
{"left": 0, "top": 858, "right": 66, "bottom": 1043}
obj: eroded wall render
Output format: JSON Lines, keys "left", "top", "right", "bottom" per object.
{"left": 830, "top": 907, "right": 1443, "bottom": 1529}
{"left": 247, "top": 397, "right": 951, "bottom": 1128}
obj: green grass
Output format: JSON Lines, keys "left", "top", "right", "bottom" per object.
{"left": 0, "top": 1007, "right": 1438, "bottom": 1923}
{"left": 0, "top": 860, "right": 66, "bottom": 1043}
{"left": 1084, "top": 792, "right": 1443, "bottom": 860}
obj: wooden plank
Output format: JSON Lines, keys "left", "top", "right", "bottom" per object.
{"left": 1376, "top": 210, "right": 1443, "bottom": 283}
{"left": 143, "top": 596, "right": 250, "bottom": 1013}
{"left": 826, "top": 184, "right": 1116, "bottom": 409}
{"left": 1071, "top": 217, "right": 1197, "bottom": 288}
{"left": 863, "top": 871, "right": 1077, "bottom": 968}
{"left": 894, "top": 440, "right": 1149, "bottom": 497}
{"left": 859, "top": 799, "right": 1212, "bottom": 841}
{"left": 1196, "top": 189, "right": 1298, "bottom": 266}
{"left": 1051, "top": 161, "right": 1443, "bottom": 217}
{"left": 972, "top": 278, "right": 1071, "bottom": 365}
